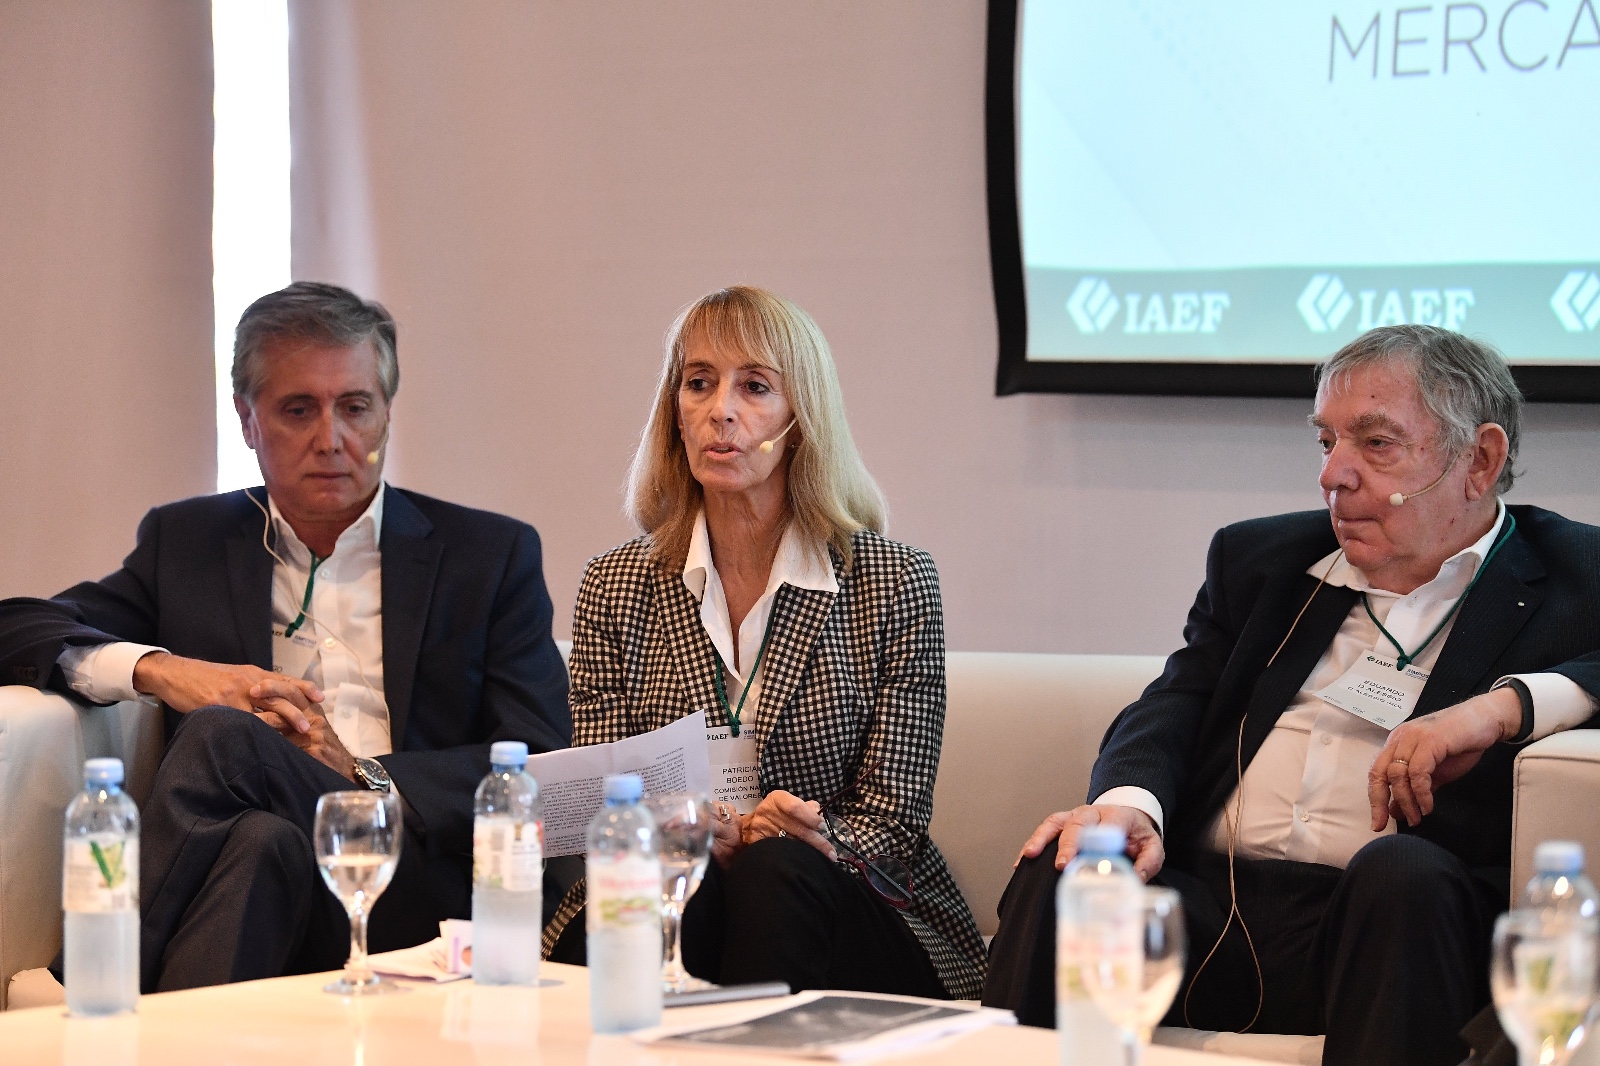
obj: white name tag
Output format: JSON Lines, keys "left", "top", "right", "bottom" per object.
{"left": 1315, "top": 651, "right": 1429, "bottom": 731}
{"left": 706, "top": 726, "right": 761, "bottom": 815}
{"left": 271, "top": 624, "right": 319, "bottom": 680}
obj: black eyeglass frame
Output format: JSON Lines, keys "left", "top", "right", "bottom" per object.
{"left": 820, "top": 808, "right": 915, "bottom": 910}
{"left": 813, "top": 757, "right": 917, "bottom": 910}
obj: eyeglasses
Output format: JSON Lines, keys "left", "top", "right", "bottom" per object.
{"left": 820, "top": 808, "right": 915, "bottom": 909}
{"left": 816, "top": 758, "right": 915, "bottom": 909}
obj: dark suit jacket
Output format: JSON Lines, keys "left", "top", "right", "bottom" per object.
{"left": 0, "top": 486, "right": 571, "bottom": 887}
{"left": 1089, "top": 505, "right": 1600, "bottom": 879}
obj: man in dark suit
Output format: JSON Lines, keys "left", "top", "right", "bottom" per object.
{"left": 0, "top": 282, "right": 570, "bottom": 991}
{"left": 982, "top": 326, "right": 1600, "bottom": 1066}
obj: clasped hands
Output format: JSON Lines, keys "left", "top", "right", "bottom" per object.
{"left": 132, "top": 651, "right": 355, "bottom": 780}
{"left": 1021, "top": 687, "right": 1524, "bottom": 876}
{"left": 708, "top": 789, "right": 839, "bottom": 870}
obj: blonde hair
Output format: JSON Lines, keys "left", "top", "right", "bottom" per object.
{"left": 626, "top": 286, "right": 887, "bottom": 572}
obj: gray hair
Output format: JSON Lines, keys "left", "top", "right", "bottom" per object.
{"left": 232, "top": 281, "right": 399, "bottom": 403}
{"left": 1316, "top": 325, "right": 1521, "bottom": 494}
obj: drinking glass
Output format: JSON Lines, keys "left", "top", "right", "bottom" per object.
{"left": 1081, "top": 886, "right": 1186, "bottom": 1066}
{"left": 643, "top": 793, "right": 714, "bottom": 993}
{"left": 314, "top": 789, "right": 404, "bottom": 995}
{"left": 1492, "top": 909, "right": 1600, "bottom": 1066}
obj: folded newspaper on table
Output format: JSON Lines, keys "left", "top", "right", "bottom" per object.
{"left": 630, "top": 990, "right": 1015, "bottom": 1060}
{"left": 525, "top": 710, "right": 714, "bottom": 856}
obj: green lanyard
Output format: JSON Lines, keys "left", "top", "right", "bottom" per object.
{"left": 282, "top": 553, "right": 325, "bottom": 640}
{"left": 712, "top": 614, "right": 777, "bottom": 738}
{"left": 1362, "top": 512, "right": 1516, "bottom": 671}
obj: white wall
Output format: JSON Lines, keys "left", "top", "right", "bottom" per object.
{"left": 274, "top": 0, "right": 1598, "bottom": 654}
{"left": 0, "top": 1, "right": 215, "bottom": 598}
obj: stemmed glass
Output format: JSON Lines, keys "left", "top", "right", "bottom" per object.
{"left": 1492, "top": 909, "right": 1600, "bottom": 1066}
{"left": 1080, "top": 886, "right": 1186, "bottom": 1066}
{"left": 314, "top": 790, "right": 405, "bottom": 995}
{"left": 643, "top": 793, "right": 714, "bottom": 993}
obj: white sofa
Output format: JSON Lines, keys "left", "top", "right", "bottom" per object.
{"left": 5, "top": 655, "right": 1599, "bottom": 1061}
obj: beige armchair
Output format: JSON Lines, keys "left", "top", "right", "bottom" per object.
{"left": 931, "top": 652, "right": 1600, "bottom": 1065}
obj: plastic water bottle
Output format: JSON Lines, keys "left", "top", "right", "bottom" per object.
{"left": 1057, "top": 824, "right": 1141, "bottom": 1065}
{"left": 586, "top": 773, "right": 662, "bottom": 1033}
{"left": 63, "top": 757, "right": 140, "bottom": 1015}
{"left": 1525, "top": 841, "right": 1599, "bottom": 920}
{"left": 472, "top": 740, "right": 544, "bottom": 985}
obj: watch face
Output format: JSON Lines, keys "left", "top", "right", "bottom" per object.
{"left": 356, "top": 758, "right": 390, "bottom": 790}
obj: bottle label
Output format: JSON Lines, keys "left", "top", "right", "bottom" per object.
{"left": 1057, "top": 884, "right": 1141, "bottom": 1005}
{"left": 587, "top": 855, "right": 661, "bottom": 930}
{"left": 473, "top": 816, "right": 543, "bottom": 891}
{"left": 63, "top": 835, "right": 138, "bottom": 912}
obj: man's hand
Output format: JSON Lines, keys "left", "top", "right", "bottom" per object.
{"left": 283, "top": 706, "right": 356, "bottom": 780}
{"left": 742, "top": 789, "right": 837, "bottom": 861}
{"left": 1016, "top": 803, "right": 1164, "bottom": 881}
{"left": 1368, "top": 687, "right": 1522, "bottom": 830}
{"left": 132, "top": 651, "right": 324, "bottom": 734}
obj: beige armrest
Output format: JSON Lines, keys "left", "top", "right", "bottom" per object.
{"left": 1512, "top": 729, "right": 1600, "bottom": 895}
{"left": 0, "top": 687, "right": 161, "bottom": 1009}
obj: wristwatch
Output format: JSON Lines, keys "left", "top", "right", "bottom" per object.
{"left": 353, "top": 757, "right": 392, "bottom": 793}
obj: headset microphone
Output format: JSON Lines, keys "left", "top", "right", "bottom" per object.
{"left": 759, "top": 419, "right": 797, "bottom": 454}
{"left": 1388, "top": 461, "right": 1454, "bottom": 506}
{"left": 367, "top": 424, "right": 389, "bottom": 466}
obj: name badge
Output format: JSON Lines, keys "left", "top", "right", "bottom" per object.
{"left": 706, "top": 726, "right": 761, "bottom": 815}
{"left": 1315, "top": 651, "right": 1429, "bottom": 731}
{"left": 270, "top": 624, "right": 319, "bottom": 680}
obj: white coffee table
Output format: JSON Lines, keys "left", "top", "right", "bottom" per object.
{"left": 0, "top": 963, "right": 1261, "bottom": 1065}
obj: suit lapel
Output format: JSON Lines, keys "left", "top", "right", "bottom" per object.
{"left": 1413, "top": 524, "right": 1545, "bottom": 718}
{"left": 224, "top": 489, "right": 274, "bottom": 670}
{"left": 658, "top": 571, "right": 724, "bottom": 726}
{"left": 1238, "top": 575, "right": 1360, "bottom": 769}
{"left": 752, "top": 584, "right": 836, "bottom": 750}
{"left": 379, "top": 488, "right": 441, "bottom": 749}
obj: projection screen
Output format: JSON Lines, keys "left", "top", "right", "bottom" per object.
{"left": 988, "top": 0, "right": 1600, "bottom": 398}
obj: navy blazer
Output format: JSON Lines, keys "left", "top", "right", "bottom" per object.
{"left": 1090, "top": 505, "right": 1600, "bottom": 879}
{"left": 0, "top": 486, "right": 571, "bottom": 873}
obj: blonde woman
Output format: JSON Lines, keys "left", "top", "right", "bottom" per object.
{"left": 542, "top": 286, "right": 984, "bottom": 999}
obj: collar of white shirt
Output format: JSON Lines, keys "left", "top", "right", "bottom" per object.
{"left": 1308, "top": 498, "right": 1507, "bottom": 598}
{"left": 681, "top": 509, "right": 838, "bottom": 688}
{"left": 266, "top": 482, "right": 386, "bottom": 564}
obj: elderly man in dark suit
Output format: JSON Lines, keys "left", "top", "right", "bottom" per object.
{"left": 983, "top": 326, "right": 1600, "bottom": 1066}
{"left": 0, "top": 282, "right": 570, "bottom": 991}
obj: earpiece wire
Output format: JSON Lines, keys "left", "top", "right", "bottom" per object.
{"left": 244, "top": 488, "right": 383, "bottom": 720}
{"left": 1181, "top": 549, "right": 1343, "bottom": 1033}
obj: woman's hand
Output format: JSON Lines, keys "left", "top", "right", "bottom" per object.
{"left": 711, "top": 802, "right": 746, "bottom": 869}
{"left": 741, "top": 790, "right": 836, "bottom": 861}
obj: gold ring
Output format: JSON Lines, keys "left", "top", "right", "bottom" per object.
{"left": 1392, "top": 758, "right": 1409, "bottom": 766}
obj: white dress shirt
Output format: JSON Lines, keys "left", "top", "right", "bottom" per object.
{"left": 58, "top": 486, "right": 394, "bottom": 759}
{"left": 1098, "top": 501, "right": 1598, "bottom": 869}
{"left": 681, "top": 510, "right": 839, "bottom": 721}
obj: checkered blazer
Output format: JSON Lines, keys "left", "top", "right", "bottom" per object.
{"left": 541, "top": 529, "right": 986, "bottom": 999}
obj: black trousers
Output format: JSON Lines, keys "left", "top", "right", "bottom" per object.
{"left": 136, "top": 707, "right": 448, "bottom": 990}
{"left": 548, "top": 837, "right": 946, "bottom": 998}
{"left": 982, "top": 834, "right": 1504, "bottom": 1066}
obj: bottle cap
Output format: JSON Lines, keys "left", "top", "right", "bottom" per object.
{"left": 1077, "top": 825, "right": 1128, "bottom": 856}
{"left": 603, "top": 773, "right": 644, "bottom": 805}
{"left": 489, "top": 740, "right": 529, "bottom": 768}
{"left": 1535, "top": 840, "right": 1585, "bottom": 875}
{"left": 85, "top": 758, "right": 124, "bottom": 786}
